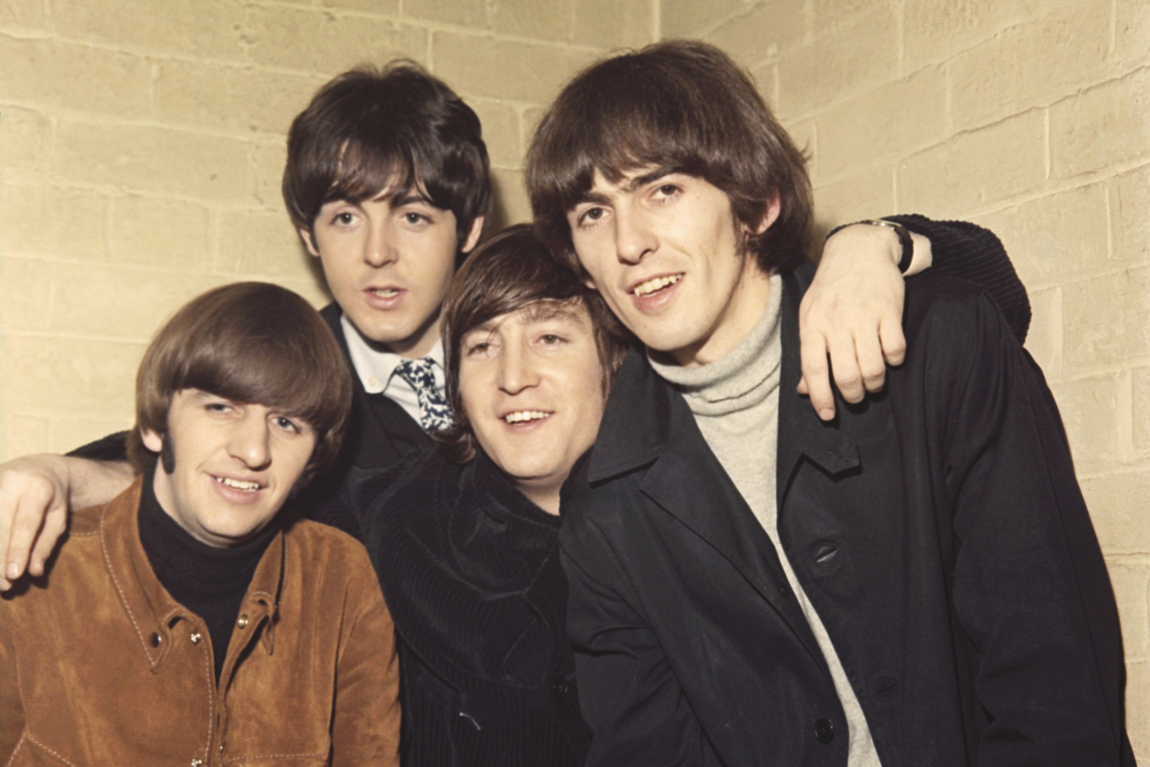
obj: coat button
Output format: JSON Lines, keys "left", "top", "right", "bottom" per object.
{"left": 189, "top": 631, "right": 202, "bottom": 644}
{"left": 237, "top": 614, "right": 249, "bottom": 629}
{"left": 149, "top": 632, "right": 162, "bottom": 647}
{"left": 551, "top": 678, "right": 569, "bottom": 700}
{"left": 814, "top": 718, "right": 834, "bottom": 744}
{"left": 191, "top": 759, "right": 203, "bottom": 767}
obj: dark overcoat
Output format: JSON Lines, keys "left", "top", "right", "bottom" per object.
{"left": 560, "top": 264, "right": 1134, "bottom": 767}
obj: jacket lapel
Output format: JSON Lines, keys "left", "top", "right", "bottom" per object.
{"left": 589, "top": 269, "right": 862, "bottom": 672}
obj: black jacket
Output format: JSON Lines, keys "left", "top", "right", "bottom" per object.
{"left": 560, "top": 265, "right": 1133, "bottom": 767}
{"left": 348, "top": 450, "right": 591, "bottom": 767}
{"left": 299, "top": 303, "right": 431, "bottom": 537}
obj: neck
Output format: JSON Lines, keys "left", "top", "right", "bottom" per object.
{"left": 673, "top": 260, "right": 774, "bottom": 368}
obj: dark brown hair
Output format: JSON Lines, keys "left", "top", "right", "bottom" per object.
{"left": 526, "top": 39, "right": 812, "bottom": 277}
{"left": 435, "top": 224, "right": 631, "bottom": 463}
{"left": 129, "top": 282, "right": 353, "bottom": 483}
{"left": 283, "top": 61, "right": 491, "bottom": 253}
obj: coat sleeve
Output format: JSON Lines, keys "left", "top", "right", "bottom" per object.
{"left": 561, "top": 520, "right": 723, "bottom": 767}
{"left": 330, "top": 545, "right": 402, "bottom": 767}
{"left": 889, "top": 214, "right": 1031, "bottom": 344}
{"left": 930, "top": 287, "right": 1133, "bottom": 766}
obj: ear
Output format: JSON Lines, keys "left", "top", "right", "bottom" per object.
{"left": 298, "top": 226, "right": 321, "bottom": 257}
{"left": 583, "top": 275, "right": 599, "bottom": 291}
{"left": 748, "top": 194, "right": 781, "bottom": 236}
{"left": 460, "top": 215, "right": 486, "bottom": 255}
{"left": 140, "top": 428, "right": 164, "bottom": 454}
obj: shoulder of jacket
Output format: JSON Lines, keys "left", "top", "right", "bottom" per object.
{"left": 285, "top": 517, "right": 375, "bottom": 571}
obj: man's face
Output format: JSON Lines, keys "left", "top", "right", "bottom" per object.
{"left": 142, "top": 389, "right": 316, "bottom": 548}
{"left": 458, "top": 301, "right": 606, "bottom": 512}
{"left": 302, "top": 185, "right": 484, "bottom": 358}
{"left": 567, "top": 170, "right": 777, "bottom": 367}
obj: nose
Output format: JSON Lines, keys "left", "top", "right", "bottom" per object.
{"left": 614, "top": 203, "right": 656, "bottom": 265}
{"left": 363, "top": 217, "right": 396, "bottom": 268}
{"left": 228, "top": 412, "right": 272, "bottom": 470}
{"left": 496, "top": 341, "right": 539, "bottom": 395}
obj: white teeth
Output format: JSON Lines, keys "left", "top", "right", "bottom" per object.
{"left": 216, "top": 477, "right": 260, "bottom": 492}
{"left": 503, "top": 411, "right": 550, "bottom": 424}
{"left": 632, "top": 274, "right": 682, "bottom": 297}
{"left": 370, "top": 288, "right": 400, "bottom": 297}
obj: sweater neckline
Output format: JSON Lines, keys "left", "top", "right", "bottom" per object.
{"left": 648, "top": 273, "right": 783, "bottom": 416}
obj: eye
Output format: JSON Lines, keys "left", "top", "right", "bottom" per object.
{"left": 205, "top": 401, "right": 234, "bottom": 414}
{"left": 271, "top": 415, "right": 303, "bottom": 434}
{"left": 540, "top": 334, "right": 563, "bottom": 345}
{"left": 653, "top": 183, "right": 681, "bottom": 200}
{"left": 579, "top": 206, "right": 605, "bottom": 224}
{"left": 465, "top": 341, "right": 491, "bottom": 355}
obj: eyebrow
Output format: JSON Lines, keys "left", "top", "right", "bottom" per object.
{"left": 628, "top": 167, "right": 674, "bottom": 190}
{"left": 364, "top": 185, "right": 434, "bottom": 208}
{"left": 573, "top": 166, "right": 676, "bottom": 206}
{"left": 522, "top": 300, "right": 584, "bottom": 324}
{"left": 390, "top": 192, "right": 434, "bottom": 208}
{"left": 464, "top": 301, "right": 584, "bottom": 336}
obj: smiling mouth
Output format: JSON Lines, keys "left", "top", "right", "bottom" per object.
{"left": 631, "top": 274, "right": 682, "bottom": 297}
{"left": 215, "top": 476, "right": 261, "bottom": 493}
{"left": 369, "top": 288, "right": 401, "bottom": 298}
{"left": 503, "top": 410, "right": 552, "bottom": 424}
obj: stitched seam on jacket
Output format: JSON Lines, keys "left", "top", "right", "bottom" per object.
{"left": 224, "top": 751, "right": 328, "bottom": 762}
{"left": 2, "top": 732, "right": 25, "bottom": 767}
{"left": 100, "top": 522, "right": 152, "bottom": 663}
{"left": 24, "top": 734, "right": 80, "bottom": 767}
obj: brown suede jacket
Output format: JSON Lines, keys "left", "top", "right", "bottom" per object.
{"left": 0, "top": 479, "right": 401, "bottom": 766}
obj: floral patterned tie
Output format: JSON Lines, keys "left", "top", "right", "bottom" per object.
{"left": 394, "top": 357, "right": 454, "bottom": 432}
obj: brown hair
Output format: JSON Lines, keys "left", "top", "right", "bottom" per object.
{"left": 435, "top": 224, "right": 632, "bottom": 463}
{"left": 129, "top": 282, "right": 353, "bottom": 483}
{"left": 526, "top": 39, "right": 812, "bottom": 277}
{"left": 282, "top": 61, "right": 491, "bottom": 253}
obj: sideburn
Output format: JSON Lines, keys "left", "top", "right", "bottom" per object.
{"left": 160, "top": 434, "right": 176, "bottom": 474}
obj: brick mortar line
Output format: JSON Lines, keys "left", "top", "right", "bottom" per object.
{"left": 252, "top": 0, "right": 636, "bottom": 46}
{"left": 2, "top": 26, "right": 612, "bottom": 76}
{"left": 0, "top": 103, "right": 294, "bottom": 145}
{"left": 781, "top": 61, "right": 1148, "bottom": 135}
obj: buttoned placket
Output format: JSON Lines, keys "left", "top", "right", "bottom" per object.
{"left": 213, "top": 535, "right": 285, "bottom": 763}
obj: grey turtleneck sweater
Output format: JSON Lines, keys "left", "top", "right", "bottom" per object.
{"left": 649, "top": 274, "right": 881, "bottom": 767}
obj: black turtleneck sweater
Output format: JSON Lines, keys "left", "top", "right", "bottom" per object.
{"left": 137, "top": 465, "right": 280, "bottom": 683}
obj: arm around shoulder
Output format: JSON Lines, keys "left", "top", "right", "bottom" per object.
{"left": 920, "top": 286, "right": 1133, "bottom": 765}
{"left": 0, "top": 452, "right": 134, "bottom": 589}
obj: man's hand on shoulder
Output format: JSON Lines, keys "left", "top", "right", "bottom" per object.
{"left": 799, "top": 222, "right": 931, "bottom": 420}
{"left": 0, "top": 455, "right": 73, "bottom": 590}
{"left": 0, "top": 454, "right": 134, "bottom": 590}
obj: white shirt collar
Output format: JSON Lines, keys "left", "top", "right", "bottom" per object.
{"left": 340, "top": 314, "right": 446, "bottom": 427}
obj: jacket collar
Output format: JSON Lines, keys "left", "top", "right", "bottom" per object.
{"left": 590, "top": 264, "right": 860, "bottom": 486}
{"left": 100, "top": 477, "right": 286, "bottom": 673}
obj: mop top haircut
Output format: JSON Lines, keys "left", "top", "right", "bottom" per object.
{"left": 436, "top": 224, "right": 631, "bottom": 464}
{"left": 527, "top": 39, "right": 813, "bottom": 277}
{"left": 129, "top": 282, "right": 353, "bottom": 483}
{"left": 283, "top": 61, "right": 492, "bottom": 253}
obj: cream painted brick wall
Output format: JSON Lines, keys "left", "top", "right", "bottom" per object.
{"left": 2, "top": 0, "right": 1146, "bottom": 753}
{"left": 0, "top": 0, "right": 654, "bottom": 459}
{"left": 686, "top": 0, "right": 1149, "bottom": 756}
